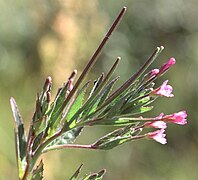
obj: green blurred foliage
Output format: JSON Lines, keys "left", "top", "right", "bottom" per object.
{"left": 0, "top": 0, "right": 198, "bottom": 179}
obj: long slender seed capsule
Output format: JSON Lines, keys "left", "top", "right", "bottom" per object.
{"left": 59, "top": 7, "right": 127, "bottom": 113}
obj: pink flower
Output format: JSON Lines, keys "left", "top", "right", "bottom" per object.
{"left": 159, "top": 57, "right": 176, "bottom": 75}
{"left": 162, "top": 111, "right": 187, "bottom": 125}
{"left": 145, "top": 121, "right": 167, "bottom": 129}
{"left": 151, "top": 80, "right": 174, "bottom": 97}
{"left": 147, "top": 129, "right": 167, "bottom": 144}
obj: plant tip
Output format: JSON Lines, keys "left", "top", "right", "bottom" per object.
{"left": 117, "top": 56, "right": 121, "bottom": 60}
{"left": 46, "top": 76, "right": 52, "bottom": 83}
{"left": 73, "top": 69, "right": 77, "bottom": 74}
{"left": 123, "top": 6, "right": 127, "bottom": 10}
{"left": 160, "top": 46, "right": 164, "bottom": 50}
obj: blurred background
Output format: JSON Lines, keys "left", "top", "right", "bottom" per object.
{"left": 0, "top": 0, "right": 198, "bottom": 179}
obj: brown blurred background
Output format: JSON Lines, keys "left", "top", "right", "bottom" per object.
{"left": 0, "top": 0, "right": 198, "bottom": 179}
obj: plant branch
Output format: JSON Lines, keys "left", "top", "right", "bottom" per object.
{"left": 42, "top": 143, "right": 96, "bottom": 153}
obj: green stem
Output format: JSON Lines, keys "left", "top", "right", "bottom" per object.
{"left": 29, "top": 130, "right": 63, "bottom": 173}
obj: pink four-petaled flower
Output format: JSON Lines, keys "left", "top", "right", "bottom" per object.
{"left": 162, "top": 111, "right": 187, "bottom": 125}
{"left": 146, "top": 129, "right": 167, "bottom": 144}
{"left": 151, "top": 80, "right": 174, "bottom": 97}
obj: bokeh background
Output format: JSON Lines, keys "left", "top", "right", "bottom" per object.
{"left": 0, "top": 0, "right": 198, "bottom": 179}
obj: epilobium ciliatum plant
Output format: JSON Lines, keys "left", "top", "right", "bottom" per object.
{"left": 11, "top": 7, "right": 187, "bottom": 180}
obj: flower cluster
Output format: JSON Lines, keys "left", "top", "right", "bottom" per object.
{"left": 124, "top": 58, "right": 187, "bottom": 144}
{"left": 145, "top": 110, "right": 187, "bottom": 144}
{"left": 131, "top": 57, "right": 187, "bottom": 144}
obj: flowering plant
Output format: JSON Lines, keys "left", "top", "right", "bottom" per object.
{"left": 10, "top": 7, "right": 187, "bottom": 180}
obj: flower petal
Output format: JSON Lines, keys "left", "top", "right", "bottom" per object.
{"left": 151, "top": 80, "right": 174, "bottom": 97}
{"left": 147, "top": 129, "right": 167, "bottom": 144}
{"left": 163, "top": 111, "right": 187, "bottom": 125}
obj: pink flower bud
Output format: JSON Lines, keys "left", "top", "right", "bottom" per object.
{"left": 151, "top": 80, "right": 174, "bottom": 97}
{"left": 147, "top": 129, "right": 167, "bottom": 144}
{"left": 158, "top": 57, "right": 176, "bottom": 75}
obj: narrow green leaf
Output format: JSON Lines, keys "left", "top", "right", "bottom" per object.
{"left": 69, "top": 164, "right": 83, "bottom": 180}
{"left": 31, "top": 160, "right": 44, "bottom": 180}
{"left": 105, "top": 95, "right": 126, "bottom": 119}
{"left": 92, "top": 127, "right": 129, "bottom": 147}
{"left": 46, "top": 127, "right": 83, "bottom": 148}
{"left": 81, "top": 77, "right": 119, "bottom": 119}
{"left": 122, "top": 96, "right": 155, "bottom": 115}
{"left": 10, "top": 98, "right": 27, "bottom": 167}
{"left": 32, "top": 132, "right": 44, "bottom": 152}
{"left": 91, "top": 85, "right": 137, "bottom": 119}
{"left": 97, "top": 136, "right": 132, "bottom": 150}
{"left": 126, "top": 106, "right": 153, "bottom": 115}
{"left": 86, "top": 117, "right": 137, "bottom": 126}
{"left": 97, "top": 77, "right": 120, "bottom": 108}
{"left": 92, "top": 125, "right": 136, "bottom": 150}
{"left": 47, "top": 81, "right": 69, "bottom": 128}
{"left": 65, "top": 81, "right": 90, "bottom": 125}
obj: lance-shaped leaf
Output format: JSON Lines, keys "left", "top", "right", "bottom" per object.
{"left": 64, "top": 81, "right": 90, "bottom": 129}
{"left": 10, "top": 98, "right": 27, "bottom": 174}
{"left": 125, "top": 106, "right": 154, "bottom": 115}
{"left": 122, "top": 96, "right": 155, "bottom": 115}
{"left": 31, "top": 160, "right": 44, "bottom": 180}
{"left": 47, "top": 81, "right": 69, "bottom": 130}
{"left": 69, "top": 164, "right": 83, "bottom": 180}
{"left": 45, "top": 127, "right": 83, "bottom": 149}
{"left": 84, "top": 77, "right": 119, "bottom": 118}
{"left": 79, "top": 169, "right": 106, "bottom": 180}
{"left": 84, "top": 116, "right": 138, "bottom": 126}
{"left": 92, "top": 125, "right": 136, "bottom": 150}
{"left": 78, "top": 77, "right": 119, "bottom": 122}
